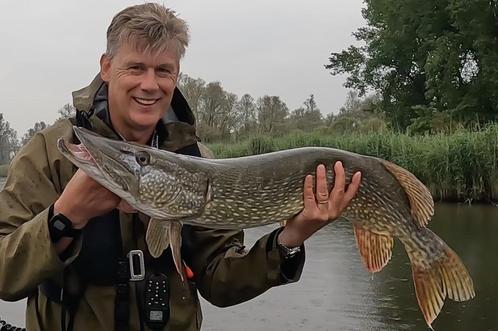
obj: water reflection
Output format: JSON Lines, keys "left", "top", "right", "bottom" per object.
{"left": 202, "top": 203, "right": 497, "bottom": 331}
{"left": 0, "top": 175, "right": 496, "bottom": 330}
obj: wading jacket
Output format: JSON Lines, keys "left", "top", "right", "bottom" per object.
{"left": 0, "top": 75, "right": 305, "bottom": 330}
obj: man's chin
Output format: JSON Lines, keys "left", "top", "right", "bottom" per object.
{"left": 128, "top": 113, "right": 161, "bottom": 130}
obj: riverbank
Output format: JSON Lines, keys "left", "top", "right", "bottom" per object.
{"left": 209, "top": 125, "right": 498, "bottom": 203}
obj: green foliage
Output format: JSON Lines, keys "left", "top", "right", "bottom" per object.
{"left": 326, "top": 0, "right": 498, "bottom": 131}
{"left": 210, "top": 124, "right": 498, "bottom": 202}
{"left": 249, "top": 136, "right": 275, "bottom": 155}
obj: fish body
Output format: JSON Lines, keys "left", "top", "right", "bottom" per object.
{"left": 58, "top": 126, "right": 475, "bottom": 328}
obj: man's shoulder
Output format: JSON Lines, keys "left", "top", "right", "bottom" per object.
{"left": 37, "top": 118, "right": 74, "bottom": 144}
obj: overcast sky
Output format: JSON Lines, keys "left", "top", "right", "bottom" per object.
{"left": 0, "top": 0, "right": 365, "bottom": 136}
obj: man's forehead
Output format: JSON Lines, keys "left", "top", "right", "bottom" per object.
{"left": 114, "top": 38, "right": 179, "bottom": 63}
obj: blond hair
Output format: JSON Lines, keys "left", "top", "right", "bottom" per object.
{"left": 106, "top": 3, "right": 189, "bottom": 59}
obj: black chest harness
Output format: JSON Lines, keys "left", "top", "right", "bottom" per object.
{"left": 41, "top": 109, "right": 202, "bottom": 331}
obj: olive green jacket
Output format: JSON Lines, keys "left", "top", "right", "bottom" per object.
{"left": 0, "top": 75, "right": 304, "bottom": 330}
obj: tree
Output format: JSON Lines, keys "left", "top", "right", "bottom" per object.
{"left": 339, "top": 91, "right": 362, "bottom": 114}
{"left": 195, "top": 81, "right": 238, "bottom": 142}
{"left": 234, "top": 94, "right": 257, "bottom": 137}
{"left": 0, "top": 113, "right": 19, "bottom": 163}
{"left": 257, "top": 96, "right": 289, "bottom": 135}
{"left": 21, "top": 121, "right": 48, "bottom": 146}
{"left": 178, "top": 73, "right": 206, "bottom": 121}
{"left": 326, "top": 0, "right": 498, "bottom": 131}
{"left": 289, "top": 95, "right": 322, "bottom": 131}
{"left": 57, "top": 103, "right": 76, "bottom": 120}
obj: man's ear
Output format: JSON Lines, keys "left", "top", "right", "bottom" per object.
{"left": 100, "top": 54, "right": 111, "bottom": 82}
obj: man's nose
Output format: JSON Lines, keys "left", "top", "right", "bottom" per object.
{"left": 140, "top": 68, "right": 159, "bottom": 91}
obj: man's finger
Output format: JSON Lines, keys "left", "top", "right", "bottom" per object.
{"left": 315, "top": 164, "right": 329, "bottom": 205}
{"left": 303, "top": 175, "right": 315, "bottom": 209}
{"left": 117, "top": 200, "right": 137, "bottom": 213}
{"left": 329, "top": 161, "right": 345, "bottom": 208}
{"left": 341, "top": 171, "right": 362, "bottom": 209}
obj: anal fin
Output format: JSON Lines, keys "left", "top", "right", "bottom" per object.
{"left": 353, "top": 224, "right": 394, "bottom": 273}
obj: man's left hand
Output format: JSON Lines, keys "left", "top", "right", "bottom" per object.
{"left": 278, "top": 161, "right": 362, "bottom": 247}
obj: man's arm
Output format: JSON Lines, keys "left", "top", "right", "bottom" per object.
{"left": 0, "top": 132, "right": 69, "bottom": 301}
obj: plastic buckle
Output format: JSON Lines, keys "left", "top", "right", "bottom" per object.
{"left": 127, "top": 250, "right": 145, "bottom": 281}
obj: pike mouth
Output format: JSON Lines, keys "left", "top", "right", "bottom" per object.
{"left": 64, "top": 141, "right": 97, "bottom": 166}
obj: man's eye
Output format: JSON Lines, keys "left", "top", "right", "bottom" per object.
{"left": 128, "top": 66, "right": 143, "bottom": 72}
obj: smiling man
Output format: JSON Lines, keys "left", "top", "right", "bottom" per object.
{"left": 0, "top": 3, "right": 360, "bottom": 331}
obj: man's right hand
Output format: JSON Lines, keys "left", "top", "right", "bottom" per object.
{"left": 53, "top": 169, "right": 122, "bottom": 229}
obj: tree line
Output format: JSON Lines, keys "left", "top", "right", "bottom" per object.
{"left": 0, "top": 104, "right": 75, "bottom": 164}
{"left": 1, "top": 76, "right": 376, "bottom": 164}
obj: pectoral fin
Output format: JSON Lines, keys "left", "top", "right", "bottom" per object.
{"left": 169, "top": 221, "right": 186, "bottom": 282}
{"left": 145, "top": 218, "right": 171, "bottom": 258}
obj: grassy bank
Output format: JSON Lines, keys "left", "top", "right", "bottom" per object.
{"left": 0, "top": 164, "right": 8, "bottom": 177}
{"left": 208, "top": 125, "right": 498, "bottom": 203}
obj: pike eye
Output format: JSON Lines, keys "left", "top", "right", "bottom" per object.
{"left": 136, "top": 152, "right": 150, "bottom": 166}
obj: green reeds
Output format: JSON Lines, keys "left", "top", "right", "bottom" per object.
{"left": 208, "top": 125, "right": 498, "bottom": 202}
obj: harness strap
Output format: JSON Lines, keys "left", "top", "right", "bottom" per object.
{"left": 115, "top": 259, "right": 131, "bottom": 331}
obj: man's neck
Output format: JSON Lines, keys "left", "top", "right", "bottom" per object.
{"left": 113, "top": 123, "right": 155, "bottom": 145}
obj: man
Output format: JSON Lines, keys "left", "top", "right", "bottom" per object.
{"left": 0, "top": 3, "right": 361, "bottom": 330}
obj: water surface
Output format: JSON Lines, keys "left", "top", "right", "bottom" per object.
{"left": 0, "top": 177, "right": 496, "bottom": 330}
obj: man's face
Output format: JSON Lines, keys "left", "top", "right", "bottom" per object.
{"left": 100, "top": 40, "right": 179, "bottom": 133}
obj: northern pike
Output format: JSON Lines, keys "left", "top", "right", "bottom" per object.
{"left": 57, "top": 126, "right": 475, "bottom": 328}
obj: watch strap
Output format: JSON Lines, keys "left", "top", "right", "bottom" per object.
{"left": 48, "top": 211, "right": 81, "bottom": 242}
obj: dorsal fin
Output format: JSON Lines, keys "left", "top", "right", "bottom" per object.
{"left": 381, "top": 160, "right": 434, "bottom": 227}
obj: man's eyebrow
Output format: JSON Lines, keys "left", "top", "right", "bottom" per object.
{"left": 124, "top": 61, "right": 144, "bottom": 67}
{"left": 157, "top": 63, "right": 176, "bottom": 70}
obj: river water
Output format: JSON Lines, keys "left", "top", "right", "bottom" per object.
{"left": 0, "top": 177, "right": 496, "bottom": 330}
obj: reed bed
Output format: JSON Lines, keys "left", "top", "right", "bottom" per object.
{"left": 208, "top": 125, "right": 498, "bottom": 203}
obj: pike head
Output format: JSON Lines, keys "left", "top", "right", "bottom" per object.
{"left": 57, "top": 126, "right": 211, "bottom": 220}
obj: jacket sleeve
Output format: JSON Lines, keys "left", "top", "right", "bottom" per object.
{"left": 0, "top": 129, "right": 79, "bottom": 301}
{"left": 184, "top": 225, "right": 305, "bottom": 307}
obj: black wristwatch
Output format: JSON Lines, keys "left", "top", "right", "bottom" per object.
{"left": 48, "top": 213, "right": 82, "bottom": 242}
{"left": 277, "top": 241, "right": 302, "bottom": 260}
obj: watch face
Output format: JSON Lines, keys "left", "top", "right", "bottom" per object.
{"left": 53, "top": 219, "right": 66, "bottom": 231}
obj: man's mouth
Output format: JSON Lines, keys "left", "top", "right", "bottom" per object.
{"left": 133, "top": 97, "right": 160, "bottom": 106}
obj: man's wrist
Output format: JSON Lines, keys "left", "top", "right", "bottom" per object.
{"left": 48, "top": 207, "right": 82, "bottom": 243}
{"left": 277, "top": 227, "right": 303, "bottom": 248}
{"left": 53, "top": 199, "right": 87, "bottom": 229}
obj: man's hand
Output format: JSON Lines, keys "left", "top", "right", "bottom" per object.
{"left": 278, "top": 161, "right": 361, "bottom": 247}
{"left": 54, "top": 169, "right": 135, "bottom": 229}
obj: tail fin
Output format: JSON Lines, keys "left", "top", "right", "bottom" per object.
{"left": 406, "top": 234, "right": 475, "bottom": 328}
